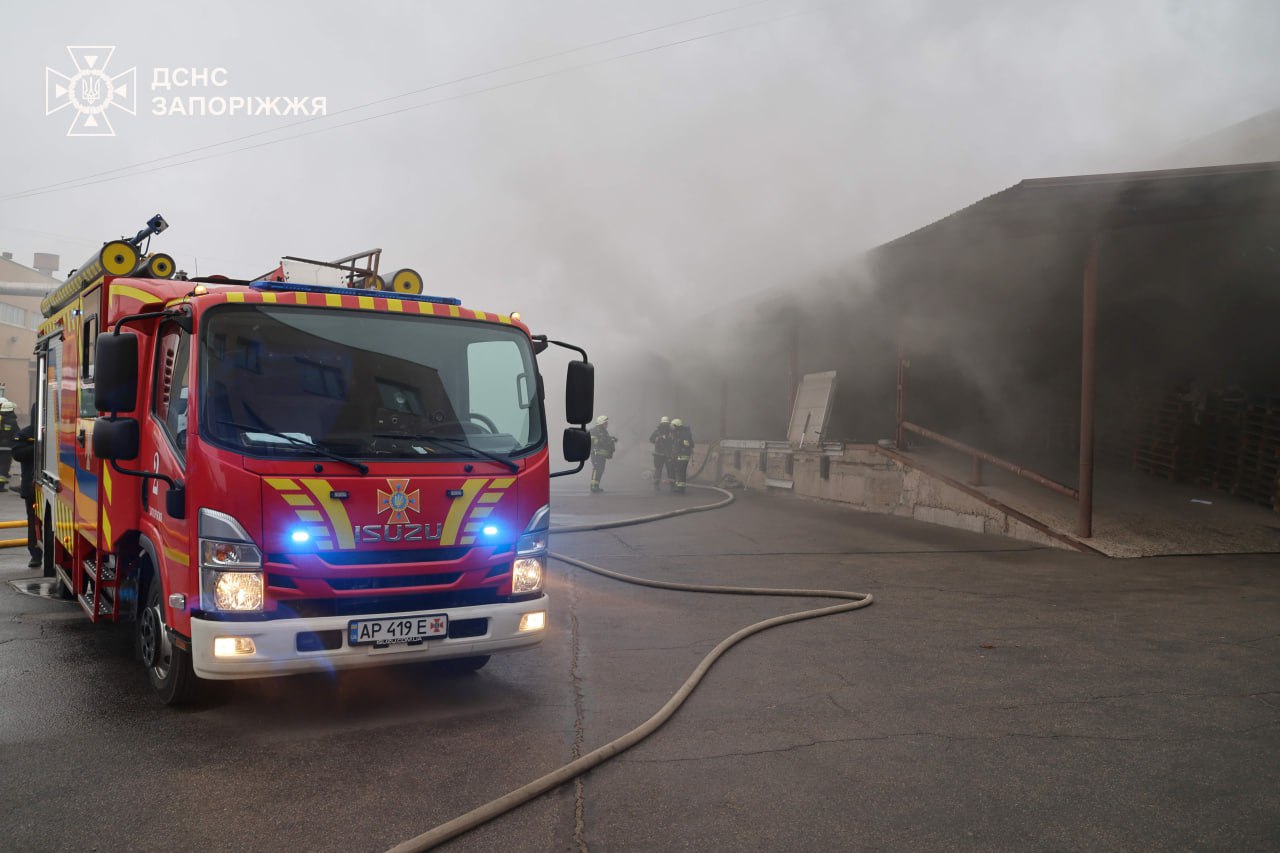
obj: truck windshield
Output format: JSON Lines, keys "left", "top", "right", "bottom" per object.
{"left": 198, "top": 304, "right": 544, "bottom": 462}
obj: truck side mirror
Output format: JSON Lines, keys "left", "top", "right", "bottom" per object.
{"left": 95, "top": 333, "right": 139, "bottom": 413}
{"left": 563, "top": 427, "right": 591, "bottom": 462}
{"left": 165, "top": 485, "right": 186, "bottom": 520}
{"left": 565, "top": 361, "right": 594, "bottom": 426}
{"left": 92, "top": 417, "right": 140, "bottom": 461}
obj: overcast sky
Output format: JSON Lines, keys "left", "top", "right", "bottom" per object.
{"left": 2, "top": 0, "right": 1277, "bottom": 358}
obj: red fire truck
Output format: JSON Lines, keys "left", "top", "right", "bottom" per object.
{"left": 36, "top": 216, "right": 594, "bottom": 704}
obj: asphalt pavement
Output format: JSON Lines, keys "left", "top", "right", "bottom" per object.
{"left": 2, "top": 480, "right": 1277, "bottom": 851}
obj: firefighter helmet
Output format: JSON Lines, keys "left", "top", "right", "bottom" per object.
{"left": 671, "top": 418, "right": 683, "bottom": 427}
{"left": 596, "top": 415, "right": 608, "bottom": 425}
{"left": 660, "top": 416, "right": 670, "bottom": 424}
{"left": 0, "top": 400, "right": 14, "bottom": 413}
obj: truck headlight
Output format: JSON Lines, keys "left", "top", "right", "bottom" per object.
{"left": 512, "top": 556, "right": 544, "bottom": 593}
{"left": 198, "top": 510, "right": 264, "bottom": 612}
{"left": 516, "top": 530, "right": 547, "bottom": 555}
{"left": 212, "top": 572, "right": 264, "bottom": 611}
{"left": 512, "top": 504, "right": 548, "bottom": 594}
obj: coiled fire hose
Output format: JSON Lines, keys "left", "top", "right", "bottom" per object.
{"left": 386, "top": 484, "right": 874, "bottom": 852}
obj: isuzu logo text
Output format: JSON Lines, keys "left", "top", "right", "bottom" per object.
{"left": 356, "top": 523, "right": 442, "bottom": 543}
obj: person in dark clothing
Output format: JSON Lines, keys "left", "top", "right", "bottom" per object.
{"left": 0, "top": 399, "right": 18, "bottom": 491}
{"left": 589, "top": 415, "right": 617, "bottom": 493}
{"left": 12, "top": 414, "right": 40, "bottom": 569}
{"left": 649, "top": 416, "right": 674, "bottom": 490}
{"left": 670, "top": 418, "right": 693, "bottom": 495}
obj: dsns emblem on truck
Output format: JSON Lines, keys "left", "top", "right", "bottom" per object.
{"left": 358, "top": 478, "right": 441, "bottom": 543}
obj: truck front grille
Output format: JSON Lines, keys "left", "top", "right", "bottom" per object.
{"left": 325, "top": 572, "right": 462, "bottom": 591}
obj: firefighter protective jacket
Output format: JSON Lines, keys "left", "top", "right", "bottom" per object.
{"left": 649, "top": 424, "right": 674, "bottom": 457}
{"left": 591, "top": 425, "right": 617, "bottom": 459}
{"left": 672, "top": 424, "right": 693, "bottom": 459}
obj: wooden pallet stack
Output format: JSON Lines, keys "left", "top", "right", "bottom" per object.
{"left": 1234, "top": 397, "right": 1280, "bottom": 510}
{"left": 1194, "top": 389, "right": 1247, "bottom": 493}
{"left": 1133, "top": 392, "right": 1201, "bottom": 481}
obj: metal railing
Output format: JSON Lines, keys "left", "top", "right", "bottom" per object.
{"left": 898, "top": 421, "right": 1079, "bottom": 500}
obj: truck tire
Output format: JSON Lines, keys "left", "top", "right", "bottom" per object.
{"left": 433, "top": 655, "right": 490, "bottom": 675}
{"left": 138, "top": 576, "right": 201, "bottom": 706}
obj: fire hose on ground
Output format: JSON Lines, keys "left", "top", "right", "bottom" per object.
{"left": 386, "top": 483, "right": 875, "bottom": 852}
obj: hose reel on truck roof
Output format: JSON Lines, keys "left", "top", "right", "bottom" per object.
{"left": 272, "top": 249, "right": 425, "bottom": 295}
{"left": 40, "top": 213, "right": 175, "bottom": 319}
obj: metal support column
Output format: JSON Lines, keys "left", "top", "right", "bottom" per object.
{"left": 1077, "top": 235, "right": 1100, "bottom": 538}
{"left": 895, "top": 356, "right": 908, "bottom": 450}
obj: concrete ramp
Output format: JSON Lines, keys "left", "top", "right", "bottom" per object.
{"left": 700, "top": 442, "right": 1280, "bottom": 557}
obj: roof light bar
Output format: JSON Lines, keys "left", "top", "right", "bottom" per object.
{"left": 248, "top": 279, "right": 462, "bottom": 306}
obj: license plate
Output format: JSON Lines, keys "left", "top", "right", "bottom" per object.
{"left": 348, "top": 614, "right": 448, "bottom": 647}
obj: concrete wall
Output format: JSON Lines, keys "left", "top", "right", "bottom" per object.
{"left": 697, "top": 443, "right": 1069, "bottom": 550}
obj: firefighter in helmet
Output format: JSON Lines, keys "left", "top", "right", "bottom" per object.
{"left": 589, "top": 414, "right": 617, "bottom": 493}
{"left": 670, "top": 417, "right": 693, "bottom": 495}
{"left": 0, "top": 399, "right": 18, "bottom": 491}
{"left": 649, "top": 415, "right": 674, "bottom": 490}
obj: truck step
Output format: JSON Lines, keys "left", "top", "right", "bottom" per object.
{"left": 77, "top": 584, "right": 116, "bottom": 620}
{"left": 83, "top": 558, "right": 117, "bottom": 583}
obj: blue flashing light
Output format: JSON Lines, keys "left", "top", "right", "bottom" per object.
{"left": 249, "top": 279, "right": 462, "bottom": 306}
{"left": 291, "top": 529, "right": 311, "bottom": 544}
{"left": 482, "top": 525, "right": 499, "bottom": 537}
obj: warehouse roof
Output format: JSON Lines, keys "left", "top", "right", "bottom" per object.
{"left": 875, "top": 160, "right": 1280, "bottom": 251}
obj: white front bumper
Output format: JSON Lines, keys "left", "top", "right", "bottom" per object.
{"left": 189, "top": 595, "right": 548, "bottom": 680}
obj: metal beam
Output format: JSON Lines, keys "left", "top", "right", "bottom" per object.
{"left": 0, "top": 283, "right": 56, "bottom": 297}
{"left": 1077, "top": 234, "right": 1100, "bottom": 538}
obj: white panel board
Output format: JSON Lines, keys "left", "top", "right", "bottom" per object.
{"left": 787, "top": 370, "right": 837, "bottom": 448}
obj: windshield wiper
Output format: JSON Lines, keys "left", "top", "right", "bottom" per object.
{"left": 373, "top": 432, "right": 519, "bottom": 474}
{"left": 218, "top": 420, "right": 370, "bottom": 475}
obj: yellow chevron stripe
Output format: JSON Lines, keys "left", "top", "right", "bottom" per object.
{"left": 110, "top": 285, "right": 162, "bottom": 306}
{"left": 300, "top": 480, "right": 354, "bottom": 549}
{"left": 441, "top": 478, "right": 487, "bottom": 546}
{"left": 283, "top": 493, "right": 314, "bottom": 507}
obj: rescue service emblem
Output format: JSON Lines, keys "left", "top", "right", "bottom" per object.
{"left": 377, "top": 478, "right": 420, "bottom": 524}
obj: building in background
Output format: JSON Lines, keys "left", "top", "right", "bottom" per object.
{"left": 0, "top": 252, "right": 59, "bottom": 421}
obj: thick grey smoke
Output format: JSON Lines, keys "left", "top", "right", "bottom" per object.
{"left": 1, "top": 1, "right": 1277, "bottom": 485}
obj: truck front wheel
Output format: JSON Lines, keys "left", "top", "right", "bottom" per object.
{"left": 138, "top": 577, "right": 200, "bottom": 705}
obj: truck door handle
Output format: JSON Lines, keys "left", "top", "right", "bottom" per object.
{"left": 78, "top": 429, "right": 86, "bottom": 446}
